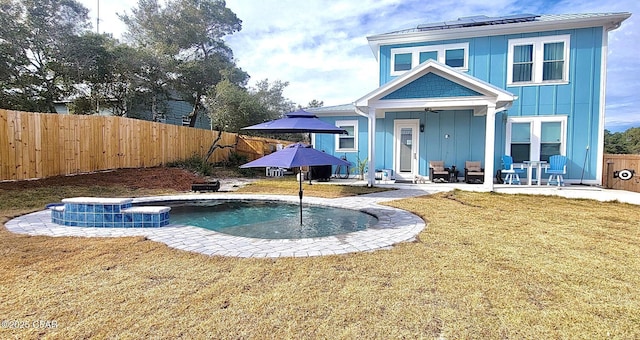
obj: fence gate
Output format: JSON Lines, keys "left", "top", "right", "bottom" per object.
{"left": 603, "top": 154, "right": 640, "bottom": 192}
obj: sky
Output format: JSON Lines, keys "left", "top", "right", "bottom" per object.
{"left": 79, "top": 0, "right": 639, "bottom": 132}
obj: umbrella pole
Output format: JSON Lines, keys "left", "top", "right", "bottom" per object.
{"left": 299, "top": 166, "right": 303, "bottom": 226}
{"left": 308, "top": 133, "right": 313, "bottom": 185}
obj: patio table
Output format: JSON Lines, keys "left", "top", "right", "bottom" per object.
{"left": 523, "top": 160, "right": 548, "bottom": 185}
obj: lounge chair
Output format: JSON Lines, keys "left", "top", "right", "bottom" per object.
{"left": 464, "top": 161, "right": 484, "bottom": 184}
{"left": 429, "top": 161, "right": 449, "bottom": 183}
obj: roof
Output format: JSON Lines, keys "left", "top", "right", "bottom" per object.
{"left": 367, "top": 12, "right": 631, "bottom": 57}
{"left": 384, "top": 14, "right": 540, "bottom": 35}
{"left": 306, "top": 103, "right": 357, "bottom": 116}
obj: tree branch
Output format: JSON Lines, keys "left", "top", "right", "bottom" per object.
{"left": 205, "top": 127, "right": 237, "bottom": 162}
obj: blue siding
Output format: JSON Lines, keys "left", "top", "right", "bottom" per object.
{"left": 319, "top": 111, "right": 486, "bottom": 177}
{"left": 313, "top": 116, "right": 369, "bottom": 173}
{"left": 382, "top": 73, "right": 482, "bottom": 100}
{"left": 374, "top": 26, "right": 604, "bottom": 181}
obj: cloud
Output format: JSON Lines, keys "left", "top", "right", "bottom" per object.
{"left": 79, "top": 0, "right": 639, "bottom": 128}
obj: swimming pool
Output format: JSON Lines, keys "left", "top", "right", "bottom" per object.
{"left": 140, "top": 199, "right": 378, "bottom": 239}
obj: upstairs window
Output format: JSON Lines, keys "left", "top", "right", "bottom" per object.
{"left": 507, "top": 35, "right": 570, "bottom": 85}
{"left": 419, "top": 51, "right": 438, "bottom": 63}
{"left": 390, "top": 42, "right": 469, "bottom": 76}
{"left": 512, "top": 45, "right": 533, "bottom": 82}
{"left": 393, "top": 53, "right": 412, "bottom": 72}
{"left": 543, "top": 42, "right": 565, "bottom": 81}
{"left": 445, "top": 48, "right": 465, "bottom": 68}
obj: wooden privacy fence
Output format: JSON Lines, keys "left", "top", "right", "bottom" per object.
{"left": 0, "top": 110, "right": 286, "bottom": 181}
{"left": 603, "top": 154, "right": 640, "bottom": 192}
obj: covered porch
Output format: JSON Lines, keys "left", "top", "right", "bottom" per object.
{"left": 354, "top": 60, "right": 516, "bottom": 191}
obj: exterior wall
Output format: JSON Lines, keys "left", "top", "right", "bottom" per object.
{"left": 370, "top": 110, "right": 486, "bottom": 177}
{"left": 313, "top": 116, "right": 369, "bottom": 174}
{"left": 316, "top": 111, "right": 486, "bottom": 177}
{"left": 376, "top": 26, "right": 604, "bottom": 181}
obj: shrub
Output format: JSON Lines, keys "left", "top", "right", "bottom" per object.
{"left": 167, "top": 154, "right": 213, "bottom": 176}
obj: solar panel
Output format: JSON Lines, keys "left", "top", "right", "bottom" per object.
{"left": 417, "top": 22, "right": 447, "bottom": 30}
{"left": 416, "top": 14, "right": 539, "bottom": 31}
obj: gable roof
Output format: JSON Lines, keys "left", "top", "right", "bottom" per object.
{"left": 367, "top": 12, "right": 631, "bottom": 57}
{"left": 355, "top": 59, "right": 515, "bottom": 112}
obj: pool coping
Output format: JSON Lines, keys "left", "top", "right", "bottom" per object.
{"left": 5, "top": 193, "right": 426, "bottom": 258}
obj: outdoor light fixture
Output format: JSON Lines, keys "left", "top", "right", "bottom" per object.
{"left": 420, "top": 124, "right": 424, "bottom": 132}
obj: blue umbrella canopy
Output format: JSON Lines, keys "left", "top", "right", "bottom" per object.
{"left": 240, "top": 109, "right": 348, "bottom": 134}
{"left": 240, "top": 143, "right": 350, "bottom": 169}
{"left": 240, "top": 143, "right": 350, "bottom": 226}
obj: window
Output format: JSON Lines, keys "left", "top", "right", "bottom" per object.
{"left": 543, "top": 42, "right": 565, "bottom": 81}
{"left": 335, "top": 120, "right": 358, "bottom": 151}
{"left": 540, "top": 121, "right": 562, "bottom": 161}
{"left": 393, "top": 53, "right": 412, "bottom": 72}
{"left": 445, "top": 48, "right": 465, "bottom": 68}
{"left": 506, "top": 117, "right": 566, "bottom": 162}
{"left": 390, "top": 42, "right": 469, "bottom": 76}
{"left": 512, "top": 45, "right": 533, "bottom": 82}
{"left": 507, "top": 35, "right": 570, "bottom": 85}
{"left": 419, "top": 51, "right": 438, "bottom": 63}
{"left": 510, "top": 122, "right": 531, "bottom": 162}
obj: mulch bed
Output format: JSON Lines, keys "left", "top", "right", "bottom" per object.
{"left": 0, "top": 168, "right": 207, "bottom": 192}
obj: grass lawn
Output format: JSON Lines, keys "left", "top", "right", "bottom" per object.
{"left": 1, "top": 178, "right": 639, "bottom": 338}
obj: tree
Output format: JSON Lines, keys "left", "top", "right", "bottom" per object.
{"left": 252, "top": 79, "right": 295, "bottom": 118}
{"left": 0, "top": 0, "right": 90, "bottom": 112}
{"left": 120, "top": 0, "right": 247, "bottom": 127}
{"left": 299, "top": 99, "right": 324, "bottom": 109}
{"left": 623, "top": 127, "right": 640, "bottom": 154}
{"left": 604, "top": 127, "right": 640, "bottom": 154}
{"left": 204, "top": 79, "right": 265, "bottom": 133}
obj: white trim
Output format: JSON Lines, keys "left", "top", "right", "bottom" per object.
{"left": 367, "top": 108, "right": 376, "bottom": 187}
{"left": 507, "top": 35, "right": 570, "bottom": 86}
{"left": 367, "top": 13, "right": 630, "bottom": 58}
{"left": 335, "top": 120, "right": 358, "bottom": 152}
{"left": 505, "top": 116, "right": 568, "bottom": 162}
{"left": 356, "top": 60, "right": 516, "bottom": 108}
{"left": 484, "top": 105, "right": 497, "bottom": 191}
{"left": 393, "top": 119, "right": 420, "bottom": 180}
{"left": 596, "top": 26, "right": 608, "bottom": 185}
{"left": 390, "top": 42, "right": 469, "bottom": 76}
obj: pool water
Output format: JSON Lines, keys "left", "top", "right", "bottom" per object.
{"left": 142, "top": 200, "right": 377, "bottom": 239}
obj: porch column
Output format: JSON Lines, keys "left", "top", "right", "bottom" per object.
{"left": 483, "top": 104, "right": 496, "bottom": 191}
{"left": 367, "top": 107, "right": 376, "bottom": 187}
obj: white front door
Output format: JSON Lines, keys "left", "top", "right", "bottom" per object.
{"left": 394, "top": 119, "right": 419, "bottom": 180}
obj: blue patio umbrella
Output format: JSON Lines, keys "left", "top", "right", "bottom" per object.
{"left": 240, "top": 143, "right": 350, "bottom": 225}
{"left": 241, "top": 109, "right": 348, "bottom": 134}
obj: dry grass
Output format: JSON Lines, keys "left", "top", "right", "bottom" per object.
{"left": 1, "top": 183, "right": 639, "bottom": 338}
{"left": 235, "top": 177, "right": 390, "bottom": 197}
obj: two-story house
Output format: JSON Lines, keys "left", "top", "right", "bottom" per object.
{"left": 311, "top": 13, "right": 631, "bottom": 190}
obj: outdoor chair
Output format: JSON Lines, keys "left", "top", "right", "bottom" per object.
{"left": 501, "top": 155, "right": 525, "bottom": 185}
{"left": 266, "top": 166, "right": 285, "bottom": 177}
{"left": 545, "top": 155, "right": 567, "bottom": 186}
{"left": 464, "top": 161, "right": 484, "bottom": 184}
{"left": 429, "top": 160, "right": 449, "bottom": 183}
